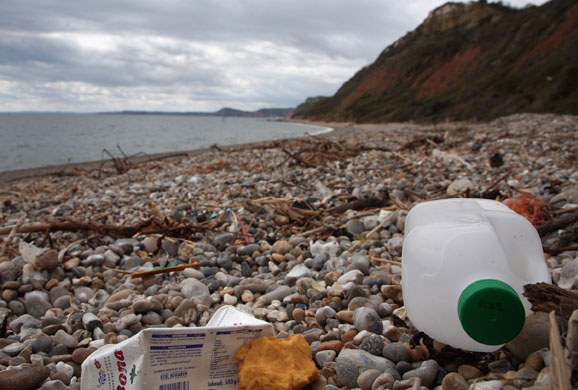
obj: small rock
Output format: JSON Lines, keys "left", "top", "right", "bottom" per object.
{"left": 337, "top": 269, "right": 364, "bottom": 285}
{"left": 525, "top": 350, "right": 545, "bottom": 371}
{"left": 272, "top": 240, "right": 293, "bottom": 255}
{"left": 181, "top": 278, "right": 210, "bottom": 300}
{"left": 285, "top": 264, "right": 312, "bottom": 285}
{"left": 103, "top": 249, "right": 121, "bottom": 267}
{"left": 72, "top": 347, "right": 95, "bottom": 364}
{"left": 142, "top": 312, "right": 164, "bottom": 325}
{"left": 0, "top": 364, "right": 50, "bottom": 390}
{"left": 512, "top": 367, "right": 539, "bottom": 388}
{"left": 223, "top": 294, "right": 237, "bottom": 305}
{"left": 506, "top": 312, "right": 550, "bottom": 360}
{"left": 469, "top": 380, "right": 504, "bottom": 390}
{"left": 371, "top": 372, "right": 395, "bottom": 390}
{"left": 360, "top": 334, "right": 384, "bottom": 356}
{"left": 316, "top": 350, "right": 337, "bottom": 365}
{"left": 54, "top": 329, "right": 78, "bottom": 349}
{"left": 258, "top": 286, "right": 293, "bottom": 304}
{"left": 335, "top": 348, "right": 396, "bottom": 388}
{"left": 213, "top": 233, "right": 234, "bottom": 250}
{"left": 36, "top": 250, "right": 59, "bottom": 270}
{"left": 32, "top": 336, "right": 53, "bottom": 354}
{"left": 346, "top": 219, "right": 365, "bottom": 236}
{"left": 382, "top": 342, "right": 409, "bottom": 363}
{"left": 115, "top": 314, "right": 140, "bottom": 332}
{"left": 143, "top": 236, "right": 159, "bottom": 252}
{"left": 458, "top": 364, "right": 483, "bottom": 380}
{"left": 82, "top": 312, "right": 102, "bottom": 332}
{"left": 0, "top": 261, "right": 20, "bottom": 283}
{"left": 25, "top": 293, "right": 52, "bottom": 318}
{"left": 447, "top": 178, "right": 474, "bottom": 196}
{"left": 402, "top": 359, "right": 439, "bottom": 388}
{"left": 441, "top": 372, "right": 468, "bottom": 390}
{"left": 353, "top": 307, "right": 383, "bottom": 334}
{"left": 357, "top": 368, "right": 381, "bottom": 390}
{"left": 558, "top": 258, "right": 578, "bottom": 290}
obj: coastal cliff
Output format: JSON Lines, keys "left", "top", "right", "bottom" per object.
{"left": 294, "top": 0, "right": 578, "bottom": 122}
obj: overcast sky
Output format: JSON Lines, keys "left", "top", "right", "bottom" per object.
{"left": 1, "top": 0, "right": 548, "bottom": 113}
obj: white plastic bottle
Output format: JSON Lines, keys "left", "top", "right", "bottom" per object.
{"left": 401, "top": 198, "right": 551, "bottom": 352}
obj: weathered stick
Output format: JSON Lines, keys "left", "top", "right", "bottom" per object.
{"left": 0, "top": 215, "right": 25, "bottom": 257}
{"left": 327, "top": 197, "right": 391, "bottom": 214}
{"left": 0, "top": 219, "right": 157, "bottom": 238}
{"left": 348, "top": 210, "right": 397, "bottom": 254}
{"left": 282, "top": 149, "right": 314, "bottom": 167}
{"left": 524, "top": 283, "right": 578, "bottom": 321}
{"left": 371, "top": 257, "right": 402, "bottom": 266}
{"left": 549, "top": 311, "right": 572, "bottom": 390}
{"left": 130, "top": 263, "right": 200, "bottom": 279}
{"left": 537, "top": 211, "right": 578, "bottom": 237}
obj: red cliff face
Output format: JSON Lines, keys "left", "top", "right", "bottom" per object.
{"left": 416, "top": 45, "right": 482, "bottom": 99}
{"left": 294, "top": 0, "right": 578, "bottom": 122}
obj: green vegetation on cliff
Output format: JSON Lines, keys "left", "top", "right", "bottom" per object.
{"left": 294, "top": 0, "right": 578, "bottom": 122}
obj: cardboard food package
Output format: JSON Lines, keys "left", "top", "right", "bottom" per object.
{"left": 81, "top": 306, "right": 273, "bottom": 390}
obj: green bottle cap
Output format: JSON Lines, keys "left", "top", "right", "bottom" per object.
{"left": 458, "top": 279, "right": 525, "bottom": 345}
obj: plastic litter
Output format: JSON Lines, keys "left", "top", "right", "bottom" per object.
{"left": 402, "top": 198, "right": 551, "bottom": 352}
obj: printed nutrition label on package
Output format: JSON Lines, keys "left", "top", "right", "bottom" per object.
{"left": 147, "top": 331, "right": 211, "bottom": 389}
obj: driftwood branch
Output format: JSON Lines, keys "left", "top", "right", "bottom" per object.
{"left": 130, "top": 263, "right": 200, "bottom": 279}
{"left": 524, "top": 283, "right": 578, "bottom": 321}
{"left": 0, "top": 219, "right": 159, "bottom": 239}
{"left": 327, "top": 196, "right": 391, "bottom": 214}
{"left": 537, "top": 211, "right": 578, "bottom": 237}
{"left": 550, "top": 311, "right": 572, "bottom": 390}
{"left": 282, "top": 149, "right": 314, "bottom": 168}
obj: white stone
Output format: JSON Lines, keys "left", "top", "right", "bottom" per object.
{"left": 223, "top": 294, "right": 237, "bottom": 305}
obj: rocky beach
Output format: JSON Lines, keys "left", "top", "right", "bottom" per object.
{"left": 0, "top": 113, "right": 577, "bottom": 390}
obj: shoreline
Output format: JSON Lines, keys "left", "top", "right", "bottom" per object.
{"left": 0, "top": 121, "right": 356, "bottom": 184}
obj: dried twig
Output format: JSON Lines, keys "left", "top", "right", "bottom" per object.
{"left": 537, "top": 211, "right": 578, "bottom": 237}
{"left": 550, "top": 310, "right": 572, "bottom": 390}
{"left": 282, "top": 149, "right": 314, "bottom": 167}
{"left": 0, "top": 219, "right": 159, "bottom": 238}
{"left": 0, "top": 215, "right": 25, "bottom": 257}
{"left": 371, "top": 257, "right": 402, "bottom": 266}
{"left": 130, "top": 263, "right": 200, "bottom": 279}
{"left": 348, "top": 210, "right": 397, "bottom": 254}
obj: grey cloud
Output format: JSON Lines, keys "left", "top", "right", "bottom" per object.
{"left": 0, "top": 0, "right": 549, "bottom": 112}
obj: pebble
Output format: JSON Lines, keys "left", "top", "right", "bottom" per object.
{"left": 335, "top": 348, "right": 396, "bottom": 388}
{"left": 54, "top": 329, "right": 78, "bottom": 349}
{"left": 353, "top": 307, "right": 383, "bottom": 334}
{"left": 372, "top": 372, "right": 395, "bottom": 390}
{"left": 36, "top": 250, "right": 59, "bottom": 270}
{"left": 441, "top": 372, "right": 468, "bottom": 390}
{"left": 0, "top": 364, "right": 50, "bottom": 390}
{"left": 382, "top": 342, "right": 409, "bottom": 363}
{"left": 24, "top": 293, "right": 52, "bottom": 318}
{"left": 470, "top": 380, "right": 504, "bottom": 390}
{"left": 401, "top": 359, "right": 439, "bottom": 388}
{"left": 357, "top": 368, "right": 382, "bottom": 390}
{"left": 458, "top": 364, "right": 483, "bottom": 380}
{"left": 82, "top": 312, "right": 102, "bottom": 332}
{"left": 506, "top": 312, "right": 550, "bottom": 360}
{"left": 181, "top": 278, "right": 210, "bottom": 300}
{"left": 360, "top": 334, "right": 384, "bottom": 356}
{"left": 316, "top": 350, "right": 337, "bottom": 365}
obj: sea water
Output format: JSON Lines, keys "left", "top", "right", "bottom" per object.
{"left": 0, "top": 113, "right": 331, "bottom": 172}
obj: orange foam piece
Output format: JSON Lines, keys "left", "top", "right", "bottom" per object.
{"left": 235, "top": 335, "right": 320, "bottom": 390}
